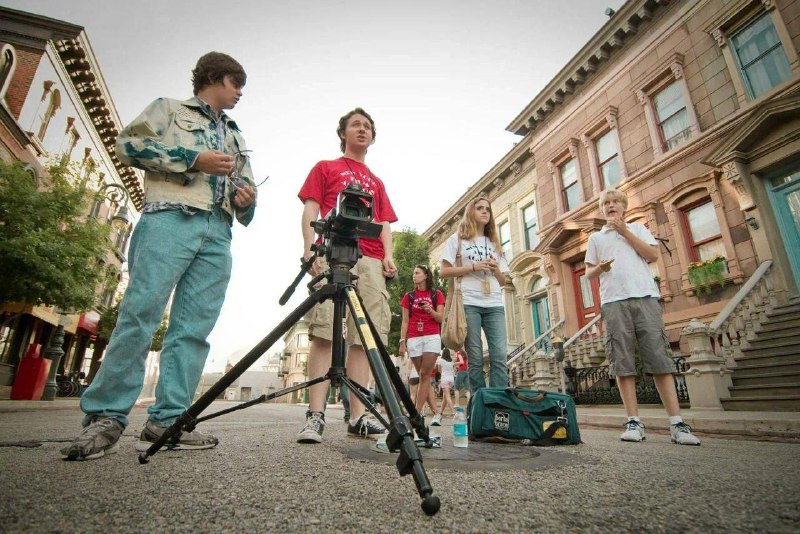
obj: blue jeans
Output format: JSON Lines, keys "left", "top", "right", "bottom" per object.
{"left": 80, "top": 209, "right": 232, "bottom": 427}
{"left": 464, "top": 305, "right": 508, "bottom": 392}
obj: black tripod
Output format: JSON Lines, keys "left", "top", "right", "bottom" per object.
{"left": 137, "top": 202, "right": 441, "bottom": 516}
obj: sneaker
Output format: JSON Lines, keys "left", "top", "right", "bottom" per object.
{"left": 430, "top": 413, "right": 443, "bottom": 426}
{"left": 61, "top": 417, "right": 123, "bottom": 461}
{"left": 347, "top": 414, "right": 386, "bottom": 438}
{"left": 671, "top": 422, "right": 701, "bottom": 446}
{"left": 134, "top": 420, "right": 219, "bottom": 452}
{"left": 620, "top": 420, "right": 646, "bottom": 442}
{"left": 297, "top": 411, "right": 325, "bottom": 444}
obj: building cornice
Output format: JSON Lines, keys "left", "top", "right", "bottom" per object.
{"left": 55, "top": 36, "right": 144, "bottom": 210}
{"left": 0, "top": 7, "right": 82, "bottom": 51}
{"left": 506, "top": 0, "right": 676, "bottom": 136}
{"left": 422, "top": 140, "right": 533, "bottom": 244}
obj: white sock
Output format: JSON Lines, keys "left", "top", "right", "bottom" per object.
{"left": 627, "top": 416, "right": 640, "bottom": 422}
{"left": 669, "top": 415, "right": 683, "bottom": 426}
{"left": 349, "top": 416, "right": 362, "bottom": 426}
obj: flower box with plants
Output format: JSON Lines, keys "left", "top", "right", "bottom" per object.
{"left": 687, "top": 256, "right": 727, "bottom": 293}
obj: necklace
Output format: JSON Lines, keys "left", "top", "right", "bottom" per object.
{"left": 475, "top": 235, "right": 491, "bottom": 295}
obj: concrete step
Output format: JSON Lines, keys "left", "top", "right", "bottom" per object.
{"left": 766, "top": 303, "right": 800, "bottom": 317}
{"left": 756, "top": 316, "right": 800, "bottom": 333}
{"left": 729, "top": 383, "right": 800, "bottom": 398}
{"left": 732, "top": 371, "right": 800, "bottom": 387}
{"left": 738, "top": 346, "right": 800, "bottom": 363}
{"left": 721, "top": 395, "right": 800, "bottom": 411}
{"left": 746, "top": 333, "right": 800, "bottom": 350}
{"left": 734, "top": 360, "right": 800, "bottom": 376}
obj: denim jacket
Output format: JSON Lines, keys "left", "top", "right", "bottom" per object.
{"left": 116, "top": 97, "right": 256, "bottom": 226}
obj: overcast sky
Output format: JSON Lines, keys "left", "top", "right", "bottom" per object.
{"left": 8, "top": 0, "right": 625, "bottom": 371}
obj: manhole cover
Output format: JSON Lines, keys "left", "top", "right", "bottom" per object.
{"left": 343, "top": 436, "right": 580, "bottom": 471}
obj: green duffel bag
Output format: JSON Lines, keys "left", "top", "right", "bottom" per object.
{"left": 467, "top": 387, "right": 582, "bottom": 446}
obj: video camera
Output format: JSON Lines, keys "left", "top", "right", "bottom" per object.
{"left": 312, "top": 182, "right": 383, "bottom": 266}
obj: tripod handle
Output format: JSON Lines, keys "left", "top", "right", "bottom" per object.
{"left": 279, "top": 255, "right": 317, "bottom": 305}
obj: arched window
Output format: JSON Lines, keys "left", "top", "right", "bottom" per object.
{"left": 0, "top": 44, "right": 16, "bottom": 100}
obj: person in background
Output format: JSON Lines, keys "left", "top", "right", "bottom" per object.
{"left": 437, "top": 349, "right": 456, "bottom": 417}
{"left": 399, "top": 265, "right": 446, "bottom": 426}
{"left": 453, "top": 349, "right": 469, "bottom": 408}
{"left": 440, "top": 196, "right": 509, "bottom": 392}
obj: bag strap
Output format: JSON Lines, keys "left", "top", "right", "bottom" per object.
{"left": 505, "top": 388, "right": 547, "bottom": 403}
{"left": 453, "top": 235, "right": 463, "bottom": 292}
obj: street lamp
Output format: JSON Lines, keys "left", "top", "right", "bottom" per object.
{"left": 96, "top": 182, "right": 130, "bottom": 226}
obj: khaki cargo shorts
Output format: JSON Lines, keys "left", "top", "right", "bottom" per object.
{"left": 601, "top": 297, "right": 676, "bottom": 377}
{"left": 306, "top": 256, "right": 391, "bottom": 346}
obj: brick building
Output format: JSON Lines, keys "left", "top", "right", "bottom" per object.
{"left": 424, "top": 0, "right": 800, "bottom": 410}
{"left": 0, "top": 7, "right": 143, "bottom": 398}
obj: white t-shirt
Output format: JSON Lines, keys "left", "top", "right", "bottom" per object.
{"left": 585, "top": 222, "right": 660, "bottom": 305}
{"left": 437, "top": 358, "right": 455, "bottom": 382}
{"left": 441, "top": 233, "right": 509, "bottom": 307}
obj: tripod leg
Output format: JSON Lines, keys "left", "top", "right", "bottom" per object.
{"left": 355, "top": 288, "right": 432, "bottom": 445}
{"left": 138, "top": 283, "right": 336, "bottom": 464}
{"left": 344, "top": 287, "right": 440, "bottom": 516}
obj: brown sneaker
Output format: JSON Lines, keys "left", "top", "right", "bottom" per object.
{"left": 133, "top": 420, "right": 219, "bottom": 452}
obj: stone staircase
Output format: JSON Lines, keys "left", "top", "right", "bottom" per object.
{"left": 722, "top": 301, "right": 800, "bottom": 411}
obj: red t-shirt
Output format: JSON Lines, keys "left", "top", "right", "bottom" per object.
{"left": 298, "top": 157, "right": 397, "bottom": 260}
{"left": 401, "top": 289, "right": 446, "bottom": 338}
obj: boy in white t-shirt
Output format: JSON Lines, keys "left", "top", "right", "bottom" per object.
{"left": 586, "top": 189, "right": 700, "bottom": 446}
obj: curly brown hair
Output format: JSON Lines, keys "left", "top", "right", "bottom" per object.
{"left": 336, "top": 107, "right": 376, "bottom": 153}
{"left": 192, "top": 52, "right": 246, "bottom": 95}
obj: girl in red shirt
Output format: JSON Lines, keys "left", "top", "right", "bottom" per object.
{"left": 399, "top": 265, "right": 446, "bottom": 426}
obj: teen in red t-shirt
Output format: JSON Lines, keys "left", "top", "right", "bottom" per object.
{"left": 399, "top": 265, "right": 446, "bottom": 426}
{"left": 296, "top": 108, "right": 398, "bottom": 444}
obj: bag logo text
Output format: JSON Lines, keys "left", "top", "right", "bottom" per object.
{"left": 494, "top": 411, "right": 510, "bottom": 432}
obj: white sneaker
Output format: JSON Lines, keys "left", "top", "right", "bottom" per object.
{"left": 671, "top": 422, "right": 701, "bottom": 445}
{"left": 430, "top": 413, "right": 442, "bottom": 426}
{"left": 620, "top": 420, "right": 645, "bottom": 442}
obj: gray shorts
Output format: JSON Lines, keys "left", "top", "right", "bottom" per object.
{"left": 601, "top": 297, "right": 675, "bottom": 377}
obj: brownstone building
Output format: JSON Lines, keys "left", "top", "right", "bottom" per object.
{"left": 424, "top": 0, "right": 800, "bottom": 411}
{"left": 0, "top": 7, "right": 143, "bottom": 398}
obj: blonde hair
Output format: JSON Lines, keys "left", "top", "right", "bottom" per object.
{"left": 458, "top": 196, "right": 503, "bottom": 254}
{"left": 598, "top": 188, "right": 628, "bottom": 210}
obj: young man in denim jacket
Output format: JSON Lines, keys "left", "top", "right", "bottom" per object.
{"left": 62, "top": 52, "right": 257, "bottom": 461}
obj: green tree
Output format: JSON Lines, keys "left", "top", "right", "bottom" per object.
{"left": 0, "top": 161, "right": 110, "bottom": 311}
{"left": 387, "top": 229, "right": 442, "bottom": 355}
{"left": 98, "top": 299, "right": 168, "bottom": 352}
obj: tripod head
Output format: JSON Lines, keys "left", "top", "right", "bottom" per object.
{"left": 313, "top": 182, "right": 383, "bottom": 268}
{"left": 280, "top": 183, "right": 383, "bottom": 305}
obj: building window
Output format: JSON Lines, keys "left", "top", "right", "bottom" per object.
{"left": 653, "top": 81, "right": 692, "bottom": 152}
{"left": 595, "top": 129, "right": 621, "bottom": 189}
{"left": 636, "top": 54, "right": 700, "bottom": 157}
{"left": 296, "top": 333, "right": 309, "bottom": 349}
{"left": 498, "top": 220, "right": 512, "bottom": 260}
{"left": 522, "top": 203, "right": 538, "bottom": 250}
{"left": 0, "top": 45, "right": 17, "bottom": 101}
{"left": 560, "top": 159, "right": 580, "bottom": 212}
{"left": 730, "top": 12, "right": 792, "bottom": 99}
{"left": 683, "top": 201, "right": 726, "bottom": 262}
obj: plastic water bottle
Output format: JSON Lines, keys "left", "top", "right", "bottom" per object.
{"left": 453, "top": 407, "right": 468, "bottom": 448}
